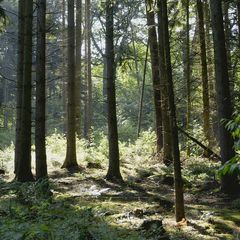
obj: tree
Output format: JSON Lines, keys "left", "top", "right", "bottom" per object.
{"left": 83, "top": 0, "right": 92, "bottom": 141}
{"left": 35, "top": 0, "right": 47, "bottom": 179}
{"left": 16, "top": 0, "right": 34, "bottom": 182}
{"left": 161, "top": 0, "right": 185, "bottom": 221}
{"left": 196, "top": 0, "right": 211, "bottom": 149}
{"left": 75, "top": 0, "right": 82, "bottom": 137}
{"left": 105, "top": 0, "right": 123, "bottom": 182}
{"left": 209, "top": 0, "right": 239, "bottom": 194}
{"left": 157, "top": 0, "right": 172, "bottom": 165}
{"left": 62, "top": 0, "right": 78, "bottom": 169}
{"left": 145, "top": 0, "right": 163, "bottom": 152}
{"left": 14, "top": 0, "right": 25, "bottom": 176}
{"left": 182, "top": 0, "right": 191, "bottom": 156}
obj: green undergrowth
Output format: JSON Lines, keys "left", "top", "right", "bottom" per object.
{"left": 0, "top": 130, "right": 239, "bottom": 239}
{"left": 0, "top": 181, "right": 142, "bottom": 240}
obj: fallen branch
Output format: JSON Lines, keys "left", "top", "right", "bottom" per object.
{"left": 178, "top": 126, "right": 221, "bottom": 161}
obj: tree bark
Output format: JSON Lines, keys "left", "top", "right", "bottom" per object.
{"left": 17, "top": 0, "right": 34, "bottom": 181}
{"left": 137, "top": 41, "right": 149, "bottom": 137}
{"left": 15, "top": 0, "right": 25, "bottom": 176}
{"left": 161, "top": 0, "right": 185, "bottom": 221}
{"left": 223, "top": 1, "right": 234, "bottom": 98}
{"left": 35, "top": 0, "right": 47, "bottom": 179}
{"left": 210, "top": 0, "right": 239, "bottom": 194}
{"left": 86, "top": 0, "right": 92, "bottom": 140}
{"left": 75, "top": 0, "right": 82, "bottom": 137}
{"left": 105, "top": 0, "right": 123, "bottom": 182}
{"left": 157, "top": 0, "right": 173, "bottom": 165}
{"left": 196, "top": 0, "right": 211, "bottom": 149}
{"left": 62, "top": 0, "right": 78, "bottom": 169}
{"left": 183, "top": 0, "right": 191, "bottom": 156}
{"left": 145, "top": 0, "right": 163, "bottom": 152}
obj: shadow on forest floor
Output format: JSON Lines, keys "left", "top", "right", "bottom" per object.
{"left": 0, "top": 157, "right": 240, "bottom": 240}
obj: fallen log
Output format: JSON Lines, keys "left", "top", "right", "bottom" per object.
{"left": 178, "top": 126, "right": 221, "bottom": 161}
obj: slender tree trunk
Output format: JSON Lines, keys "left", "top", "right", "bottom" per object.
{"left": 183, "top": 0, "right": 191, "bottom": 156}
{"left": 145, "top": 0, "right": 163, "bottom": 152}
{"left": 105, "top": 0, "right": 123, "bottom": 182}
{"left": 210, "top": 0, "right": 239, "bottom": 194}
{"left": 83, "top": 22, "right": 88, "bottom": 138}
{"left": 137, "top": 41, "right": 149, "bottom": 137}
{"left": 15, "top": 0, "right": 25, "bottom": 176}
{"left": 75, "top": 0, "right": 82, "bottom": 137}
{"left": 17, "top": 0, "right": 34, "bottom": 181}
{"left": 196, "top": 0, "right": 211, "bottom": 149}
{"left": 86, "top": 0, "right": 92, "bottom": 140}
{"left": 223, "top": 1, "right": 234, "bottom": 97}
{"left": 204, "top": 0, "right": 216, "bottom": 146}
{"left": 35, "top": 0, "right": 47, "bottom": 179}
{"left": 62, "top": 0, "right": 78, "bottom": 169}
{"left": 3, "top": 78, "right": 8, "bottom": 129}
{"left": 131, "top": 23, "right": 141, "bottom": 89}
{"left": 62, "top": 0, "right": 67, "bottom": 133}
{"left": 161, "top": 0, "right": 185, "bottom": 221}
{"left": 157, "top": 0, "right": 173, "bottom": 165}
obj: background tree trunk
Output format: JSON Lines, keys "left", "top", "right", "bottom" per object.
{"left": 196, "top": 0, "right": 211, "bottom": 149}
{"left": 75, "top": 0, "right": 82, "bottom": 137}
{"left": 145, "top": 0, "right": 163, "bottom": 152}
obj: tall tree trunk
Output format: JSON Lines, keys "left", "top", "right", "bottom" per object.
{"left": 17, "top": 0, "right": 34, "bottom": 182}
{"left": 210, "top": 0, "right": 239, "bottom": 194}
{"left": 75, "top": 0, "right": 82, "bottom": 137}
{"left": 62, "top": 0, "right": 78, "bottom": 169}
{"left": 157, "top": 0, "right": 173, "bottom": 165}
{"left": 137, "top": 41, "right": 149, "bottom": 137}
{"left": 105, "top": 0, "right": 123, "bottom": 182}
{"left": 161, "top": 0, "right": 185, "bottom": 221}
{"left": 86, "top": 0, "right": 92, "bottom": 140}
{"left": 204, "top": 0, "right": 216, "bottom": 147}
{"left": 183, "top": 0, "right": 191, "bottom": 156}
{"left": 223, "top": 1, "right": 234, "bottom": 97}
{"left": 196, "top": 0, "right": 211, "bottom": 149}
{"left": 62, "top": 0, "right": 67, "bottom": 133}
{"left": 145, "top": 0, "right": 163, "bottom": 152}
{"left": 83, "top": 22, "right": 88, "bottom": 139}
{"left": 15, "top": 0, "right": 25, "bottom": 176}
{"left": 35, "top": 0, "right": 47, "bottom": 179}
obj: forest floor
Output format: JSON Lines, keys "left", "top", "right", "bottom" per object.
{"left": 0, "top": 144, "right": 240, "bottom": 239}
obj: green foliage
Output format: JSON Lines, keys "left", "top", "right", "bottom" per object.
{"left": 218, "top": 113, "right": 240, "bottom": 177}
{"left": 0, "top": 128, "right": 15, "bottom": 149}
{"left": 0, "top": 180, "right": 141, "bottom": 240}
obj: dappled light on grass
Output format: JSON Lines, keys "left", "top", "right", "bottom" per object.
{"left": 0, "top": 131, "right": 239, "bottom": 239}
